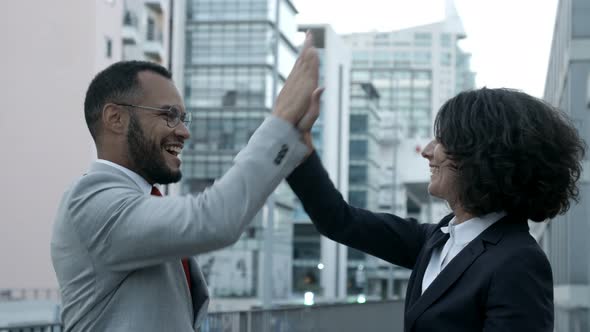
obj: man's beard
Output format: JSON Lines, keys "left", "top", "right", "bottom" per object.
{"left": 127, "top": 114, "right": 182, "bottom": 184}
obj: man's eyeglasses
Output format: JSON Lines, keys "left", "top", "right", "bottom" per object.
{"left": 114, "top": 103, "right": 192, "bottom": 128}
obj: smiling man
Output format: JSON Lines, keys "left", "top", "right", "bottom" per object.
{"left": 51, "top": 33, "right": 321, "bottom": 332}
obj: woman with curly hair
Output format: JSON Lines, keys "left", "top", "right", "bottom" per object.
{"left": 287, "top": 88, "right": 586, "bottom": 331}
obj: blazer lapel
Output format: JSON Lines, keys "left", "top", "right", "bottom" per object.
{"left": 188, "top": 257, "right": 210, "bottom": 329}
{"left": 405, "top": 236, "right": 486, "bottom": 329}
{"left": 404, "top": 214, "right": 455, "bottom": 310}
{"left": 405, "top": 228, "right": 450, "bottom": 309}
{"left": 405, "top": 215, "right": 526, "bottom": 330}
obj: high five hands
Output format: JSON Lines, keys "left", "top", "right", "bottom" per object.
{"left": 272, "top": 31, "right": 325, "bottom": 156}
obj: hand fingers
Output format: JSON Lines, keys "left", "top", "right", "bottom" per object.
{"left": 270, "top": 32, "right": 319, "bottom": 125}
{"left": 298, "top": 87, "right": 325, "bottom": 132}
{"left": 310, "top": 87, "right": 324, "bottom": 113}
{"left": 294, "top": 31, "right": 315, "bottom": 68}
{"left": 301, "top": 31, "right": 314, "bottom": 54}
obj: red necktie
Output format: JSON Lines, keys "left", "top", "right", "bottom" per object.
{"left": 151, "top": 186, "right": 193, "bottom": 294}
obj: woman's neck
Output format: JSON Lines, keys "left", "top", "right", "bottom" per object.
{"left": 451, "top": 203, "right": 475, "bottom": 225}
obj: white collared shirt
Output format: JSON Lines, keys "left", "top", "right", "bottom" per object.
{"left": 95, "top": 159, "right": 154, "bottom": 195}
{"left": 421, "top": 211, "right": 507, "bottom": 294}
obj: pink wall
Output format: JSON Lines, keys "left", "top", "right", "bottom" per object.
{"left": 0, "top": 1, "right": 122, "bottom": 289}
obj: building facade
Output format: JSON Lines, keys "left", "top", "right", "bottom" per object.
{"left": 347, "top": 82, "right": 383, "bottom": 297}
{"left": 343, "top": 1, "right": 474, "bottom": 140}
{"left": 291, "top": 24, "right": 351, "bottom": 301}
{"left": 543, "top": 0, "right": 590, "bottom": 330}
{"left": 0, "top": 0, "right": 125, "bottom": 296}
{"left": 340, "top": 0, "right": 475, "bottom": 299}
{"left": 178, "top": 0, "right": 300, "bottom": 309}
{"left": 122, "top": 0, "right": 171, "bottom": 67}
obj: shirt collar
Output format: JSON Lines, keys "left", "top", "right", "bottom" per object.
{"left": 95, "top": 159, "right": 153, "bottom": 195}
{"left": 440, "top": 211, "right": 507, "bottom": 245}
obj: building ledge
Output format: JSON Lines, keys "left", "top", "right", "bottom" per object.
{"left": 554, "top": 285, "right": 590, "bottom": 309}
{"left": 143, "top": 40, "right": 165, "bottom": 62}
{"left": 122, "top": 25, "right": 139, "bottom": 44}
{"left": 145, "top": 0, "right": 163, "bottom": 14}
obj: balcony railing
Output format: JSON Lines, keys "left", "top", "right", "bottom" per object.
{"left": 0, "top": 323, "right": 62, "bottom": 332}
{"left": 145, "top": 0, "right": 163, "bottom": 14}
{"left": 122, "top": 11, "right": 139, "bottom": 44}
{"left": 0, "top": 289, "right": 60, "bottom": 302}
{"left": 0, "top": 300, "right": 404, "bottom": 332}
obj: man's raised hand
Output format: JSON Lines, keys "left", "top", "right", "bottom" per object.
{"left": 272, "top": 31, "right": 320, "bottom": 125}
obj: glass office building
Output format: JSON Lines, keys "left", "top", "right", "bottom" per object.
{"left": 544, "top": 0, "right": 590, "bottom": 329}
{"left": 341, "top": 0, "right": 475, "bottom": 299}
{"left": 291, "top": 25, "right": 351, "bottom": 300}
{"left": 180, "top": 0, "right": 300, "bottom": 303}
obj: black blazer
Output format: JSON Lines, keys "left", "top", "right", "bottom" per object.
{"left": 287, "top": 152, "right": 553, "bottom": 332}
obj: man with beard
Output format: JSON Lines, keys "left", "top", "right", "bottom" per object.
{"left": 51, "top": 33, "right": 321, "bottom": 332}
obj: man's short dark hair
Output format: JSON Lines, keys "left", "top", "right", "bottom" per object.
{"left": 84, "top": 60, "right": 172, "bottom": 140}
{"left": 434, "top": 87, "right": 586, "bottom": 222}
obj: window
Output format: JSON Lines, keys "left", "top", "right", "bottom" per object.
{"left": 123, "top": 11, "right": 136, "bottom": 27}
{"left": 146, "top": 17, "right": 155, "bottom": 41}
{"left": 292, "top": 223, "right": 322, "bottom": 293}
{"left": 350, "top": 114, "right": 368, "bottom": 134}
{"left": 293, "top": 266, "right": 321, "bottom": 293}
{"left": 414, "top": 32, "right": 432, "bottom": 46}
{"left": 394, "top": 52, "right": 410, "bottom": 61}
{"left": 346, "top": 266, "right": 366, "bottom": 295}
{"left": 352, "top": 51, "right": 370, "bottom": 66}
{"left": 352, "top": 70, "right": 370, "bottom": 81}
{"left": 374, "top": 51, "right": 390, "bottom": 61}
{"left": 348, "top": 249, "right": 366, "bottom": 260}
{"left": 105, "top": 38, "right": 112, "bottom": 58}
{"left": 350, "top": 140, "right": 368, "bottom": 159}
{"left": 374, "top": 34, "right": 390, "bottom": 47}
{"left": 349, "top": 190, "right": 368, "bottom": 208}
{"left": 441, "top": 52, "right": 452, "bottom": 66}
{"left": 293, "top": 241, "right": 320, "bottom": 259}
{"left": 441, "top": 33, "right": 452, "bottom": 47}
{"left": 414, "top": 51, "right": 431, "bottom": 65}
{"left": 349, "top": 165, "right": 368, "bottom": 185}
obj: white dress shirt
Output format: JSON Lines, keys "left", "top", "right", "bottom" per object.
{"left": 95, "top": 159, "right": 153, "bottom": 194}
{"left": 421, "top": 211, "right": 506, "bottom": 294}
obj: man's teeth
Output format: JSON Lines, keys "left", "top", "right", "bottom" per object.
{"left": 165, "top": 146, "right": 182, "bottom": 154}
{"left": 430, "top": 166, "right": 439, "bottom": 174}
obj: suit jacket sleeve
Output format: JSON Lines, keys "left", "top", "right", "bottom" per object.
{"left": 483, "top": 245, "right": 554, "bottom": 331}
{"left": 69, "top": 116, "right": 308, "bottom": 271}
{"left": 287, "top": 151, "right": 433, "bottom": 269}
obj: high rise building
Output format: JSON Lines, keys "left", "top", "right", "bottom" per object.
{"left": 340, "top": 0, "right": 475, "bottom": 299}
{"left": 347, "top": 82, "right": 383, "bottom": 297}
{"left": 343, "top": 1, "right": 473, "bottom": 139}
{"left": 291, "top": 24, "right": 351, "bottom": 301}
{"left": 122, "top": 0, "right": 171, "bottom": 67}
{"left": 178, "top": 0, "right": 301, "bottom": 309}
{"left": 543, "top": 0, "right": 590, "bottom": 330}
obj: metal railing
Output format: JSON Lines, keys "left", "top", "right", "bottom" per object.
{"left": 0, "top": 289, "right": 60, "bottom": 302}
{"left": 199, "top": 300, "right": 404, "bottom": 332}
{"left": 0, "top": 323, "right": 62, "bottom": 332}
{"left": 0, "top": 300, "right": 404, "bottom": 332}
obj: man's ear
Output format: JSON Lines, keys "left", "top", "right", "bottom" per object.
{"left": 102, "top": 103, "right": 128, "bottom": 135}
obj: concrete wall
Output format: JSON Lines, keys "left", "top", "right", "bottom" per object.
{"left": 0, "top": 0, "right": 122, "bottom": 289}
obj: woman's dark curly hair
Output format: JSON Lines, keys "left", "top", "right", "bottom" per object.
{"left": 434, "top": 88, "right": 586, "bottom": 222}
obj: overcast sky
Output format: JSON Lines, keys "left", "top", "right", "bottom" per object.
{"left": 294, "top": 0, "right": 559, "bottom": 98}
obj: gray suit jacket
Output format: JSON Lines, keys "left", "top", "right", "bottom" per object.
{"left": 51, "top": 116, "right": 307, "bottom": 331}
